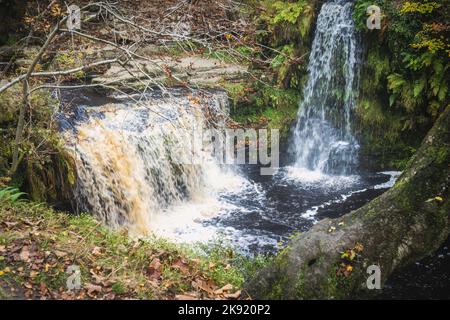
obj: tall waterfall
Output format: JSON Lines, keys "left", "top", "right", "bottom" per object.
{"left": 61, "top": 91, "right": 240, "bottom": 236}
{"left": 291, "top": 0, "right": 361, "bottom": 175}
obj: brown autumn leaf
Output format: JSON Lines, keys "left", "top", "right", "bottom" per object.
{"left": 29, "top": 270, "right": 39, "bottom": 278}
{"left": 60, "top": 291, "right": 74, "bottom": 300}
{"left": 193, "top": 279, "right": 216, "bottom": 295}
{"left": 149, "top": 257, "right": 161, "bottom": 271}
{"left": 54, "top": 250, "right": 67, "bottom": 258}
{"left": 20, "top": 247, "right": 30, "bottom": 262}
{"left": 25, "top": 290, "right": 33, "bottom": 299}
{"left": 148, "top": 258, "right": 162, "bottom": 280}
{"left": 91, "top": 246, "right": 102, "bottom": 256}
{"left": 103, "top": 292, "right": 116, "bottom": 300}
{"left": 224, "top": 290, "right": 241, "bottom": 299}
{"left": 2, "top": 221, "right": 18, "bottom": 228}
{"left": 9, "top": 245, "right": 21, "bottom": 254}
{"left": 354, "top": 242, "right": 364, "bottom": 252}
{"left": 40, "top": 282, "right": 49, "bottom": 296}
{"left": 23, "top": 282, "right": 33, "bottom": 289}
{"left": 20, "top": 218, "right": 38, "bottom": 226}
{"left": 90, "top": 269, "right": 106, "bottom": 284}
{"left": 31, "top": 263, "right": 41, "bottom": 270}
{"left": 172, "top": 259, "right": 190, "bottom": 275}
{"left": 175, "top": 293, "right": 199, "bottom": 300}
{"left": 85, "top": 283, "right": 102, "bottom": 295}
{"left": 220, "top": 283, "right": 233, "bottom": 292}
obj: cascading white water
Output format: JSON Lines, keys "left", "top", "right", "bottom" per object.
{"left": 62, "top": 91, "right": 244, "bottom": 236}
{"left": 291, "top": 0, "right": 361, "bottom": 176}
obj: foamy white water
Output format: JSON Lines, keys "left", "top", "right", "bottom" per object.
{"left": 374, "top": 171, "right": 402, "bottom": 189}
{"left": 63, "top": 91, "right": 253, "bottom": 237}
{"left": 299, "top": 171, "right": 402, "bottom": 221}
{"left": 150, "top": 168, "right": 254, "bottom": 243}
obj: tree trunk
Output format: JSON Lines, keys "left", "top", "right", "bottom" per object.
{"left": 246, "top": 106, "right": 450, "bottom": 299}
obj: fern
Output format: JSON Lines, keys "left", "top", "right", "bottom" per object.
{"left": 271, "top": 1, "right": 306, "bottom": 25}
{"left": 0, "top": 187, "right": 27, "bottom": 204}
{"left": 438, "top": 84, "right": 448, "bottom": 102}
{"left": 387, "top": 73, "right": 406, "bottom": 93}
{"left": 413, "top": 77, "right": 426, "bottom": 98}
{"left": 353, "top": 0, "right": 384, "bottom": 30}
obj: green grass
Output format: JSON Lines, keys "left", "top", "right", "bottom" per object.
{"left": 0, "top": 198, "right": 269, "bottom": 299}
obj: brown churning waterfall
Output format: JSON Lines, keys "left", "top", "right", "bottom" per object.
{"left": 61, "top": 91, "right": 233, "bottom": 236}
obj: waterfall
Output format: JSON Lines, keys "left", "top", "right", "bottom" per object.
{"left": 291, "top": 0, "right": 361, "bottom": 176}
{"left": 61, "top": 91, "right": 240, "bottom": 236}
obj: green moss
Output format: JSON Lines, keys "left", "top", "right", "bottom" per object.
{"left": 353, "top": 0, "right": 449, "bottom": 170}
{"left": 230, "top": 85, "right": 300, "bottom": 139}
{"left": 0, "top": 85, "right": 76, "bottom": 205}
{"left": 432, "top": 146, "right": 449, "bottom": 164}
{"left": 52, "top": 51, "right": 85, "bottom": 79}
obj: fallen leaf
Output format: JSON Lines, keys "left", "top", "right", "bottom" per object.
{"left": 85, "top": 283, "right": 102, "bottom": 295}
{"left": 172, "top": 259, "right": 190, "bottom": 275}
{"left": 54, "top": 250, "right": 67, "bottom": 258}
{"left": 30, "top": 271, "right": 39, "bottom": 278}
{"left": 354, "top": 242, "right": 364, "bottom": 252}
{"left": 2, "top": 221, "right": 18, "bottom": 228}
{"left": 103, "top": 292, "right": 116, "bottom": 300}
{"left": 90, "top": 269, "right": 106, "bottom": 284}
{"left": 220, "top": 284, "right": 234, "bottom": 292}
{"left": 40, "top": 282, "right": 49, "bottom": 296}
{"left": 175, "top": 293, "right": 199, "bottom": 300}
{"left": 24, "top": 282, "right": 33, "bottom": 289}
{"left": 149, "top": 258, "right": 161, "bottom": 270}
{"left": 20, "top": 247, "right": 30, "bottom": 262}
{"left": 224, "top": 290, "right": 241, "bottom": 299}
{"left": 194, "top": 279, "right": 215, "bottom": 295}
{"left": 91, "top": 246, "right": 102, "bottom": 256}
{"left": 147, "top": 258, "right": 162, "bottom": 280}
